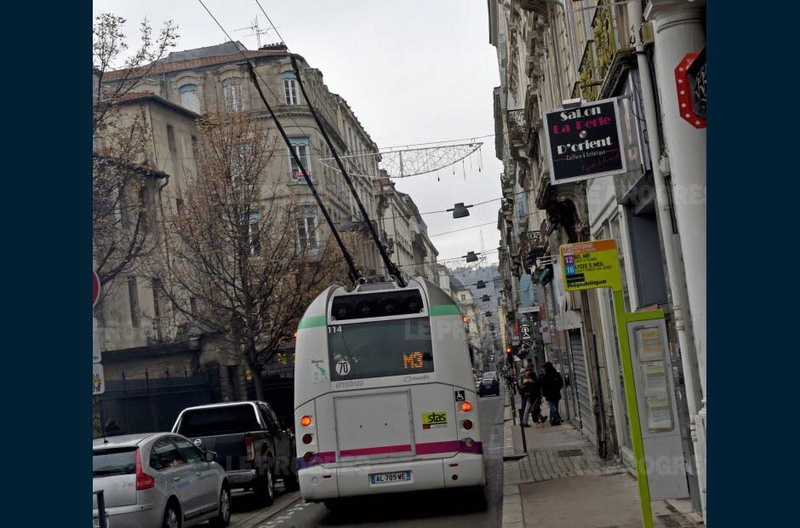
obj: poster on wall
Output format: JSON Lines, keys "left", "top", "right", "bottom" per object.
{"left": 543, "top": 97, "right": 628, "bottom": 185}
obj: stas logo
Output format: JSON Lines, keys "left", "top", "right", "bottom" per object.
{"left": 422, "top": 412, "right": 448, "bottom": 429}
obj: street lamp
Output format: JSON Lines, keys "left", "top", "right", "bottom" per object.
{"left": 463, "top": 251, "right": 480, "bottom": 263}
{"left": 447, "top": 202, "right": 473, "bottom": 219}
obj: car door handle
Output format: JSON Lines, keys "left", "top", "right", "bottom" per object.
{"left": 173, "top": 476, "right": 181, "bottom": 481}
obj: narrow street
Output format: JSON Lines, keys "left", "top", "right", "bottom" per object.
{"left": 228, "top": 392, "right": 505, "bottom": 528}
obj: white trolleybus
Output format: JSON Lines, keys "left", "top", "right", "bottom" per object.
{"left": 293, "top": 277, "right": 486, "bottom": 505}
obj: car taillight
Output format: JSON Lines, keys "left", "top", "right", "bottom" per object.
{"left": 135, "top": 449, "right": 155, "bottom": 490}
{"left": 463, "top": 419, "right": 473, "bottom": 430}
{"left": 302, "top": 433, "right": 313, "bottom": 444}
{"left": 300, "top": 415, "right": 312, "bottom": 427}
{"left": 245, "top": 435, "right": 255, "bottom": 462}
{"left": 460, "top": 401, "right": 472, "bottom": 412}
{"left": 303, "top": 451, "right": 315, "bottom": 462}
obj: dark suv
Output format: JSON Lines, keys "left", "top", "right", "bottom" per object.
{"left": 172, "top": 401, "right": 298, "bottom": 505}
{"left": 478, "top": 371, "right": 500, "bottom": 396}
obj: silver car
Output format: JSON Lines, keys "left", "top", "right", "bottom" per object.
{"left": 93, "top": 432, "right": 231, "bottom": 528}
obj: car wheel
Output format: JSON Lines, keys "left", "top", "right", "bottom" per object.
{"left": 283, "top": 456, "right": 300, "bottom": 491}
{"left": 209, "top": 485, "right": 231, "bottom": 527}
{"left": 255, "top": 466, "right": 275, "bottom": 506}
{"left": 162, "top": 501, "right": 181, "bottom": 528}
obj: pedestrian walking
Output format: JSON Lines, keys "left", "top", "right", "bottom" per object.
{"left": 540, "top": 361, "right": 564, "bottom": 426}
{"left": 520, "top": 365, "right": 542, "bottom": 427}
{"left": 520, "top": 365, "right": 545, "bottom": 426}
{"left": 517, "top": 365, "right": 532, "bottom": 424}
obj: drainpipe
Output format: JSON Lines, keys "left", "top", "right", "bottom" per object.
{"left": 627, "top": 0, "right": 706, "bottom": 520}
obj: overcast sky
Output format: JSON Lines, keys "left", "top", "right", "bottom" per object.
{"left": 93, "top": 0, "right": 504, "bottom": 267}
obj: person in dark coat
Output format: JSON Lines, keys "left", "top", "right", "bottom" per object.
{"left": 521, "top": 366, "right": 545, "bottom": 426}
{"left": 104, "top": 420, "right": 124, "bottom": 437}
{"left": 540, "top": 361, "right": 564, "bottom": 425}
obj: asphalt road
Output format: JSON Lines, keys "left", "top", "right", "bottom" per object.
{"left": 226, "top": 391, "right": 506, "bottom": 528}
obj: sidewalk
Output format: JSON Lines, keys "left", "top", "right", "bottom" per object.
{"left": 501, "top": 401, "right": 704, "bottom": 528}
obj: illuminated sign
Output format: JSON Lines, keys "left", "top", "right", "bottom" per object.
{"left": 403, "top": 351, "right": 425, "bottom": 369}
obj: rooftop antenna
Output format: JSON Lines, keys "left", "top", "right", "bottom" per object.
{"left": 235, "top": 16, "right": 274, "bottom": 48}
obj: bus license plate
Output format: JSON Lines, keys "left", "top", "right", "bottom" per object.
{"left": 370, "top": 470, "right": 411, "bottom": 485}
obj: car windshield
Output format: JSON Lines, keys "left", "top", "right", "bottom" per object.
{"left": 482, "top": 372, "right": 496, "bottom": 380}
{"left": 93, "top": 447, "right": 137, "bottom": 477}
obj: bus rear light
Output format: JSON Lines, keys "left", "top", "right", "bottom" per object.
{"left": 463, "top": 419, "right": 473, "bottom": 430}
{"left": 463, "top": 438, "right": 475, "bottom": 448}
{"left": 245, "top": 435, "right": 255, "bottom": 462}
{"left": 300, "top": 415, "right": 313, "bottom": 427}
{"left": 460, "top": 401, "right": 472, "bottom": 412}
{"left": 303, "top": 452, "right": 315, "bottom": 462}
{"left": 302, "top": 433, "right": 313, "bottom": 444}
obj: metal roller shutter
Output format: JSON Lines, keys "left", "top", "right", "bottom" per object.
{"left": 569, "top": 329, "right": 597, "bottom": 444}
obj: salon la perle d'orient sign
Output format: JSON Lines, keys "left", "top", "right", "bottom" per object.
{"left": 543, "top": 98, "right": 627, "bottom": 185}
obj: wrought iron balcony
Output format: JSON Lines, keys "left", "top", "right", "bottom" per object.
{"left": 507, "top": 109, "right": 527, "bottom": 148}
{"left": 517, "top": 0, "right": 549, "bottom": 15}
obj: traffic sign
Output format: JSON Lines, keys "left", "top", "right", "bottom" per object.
{"left": 93, "top": 363, "right": 105, "bottom": 395}
{"left": 92, "top": 270, "right": 101, "bottom": 307}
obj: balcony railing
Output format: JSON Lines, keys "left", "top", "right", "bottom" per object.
{"left": 517, "top": 0, "right": 548, "bottom": 15}
{"left": 507, "top": 109, "right": 527, "bottom": 147}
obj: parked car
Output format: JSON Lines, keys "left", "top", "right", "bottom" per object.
{"left": 478, "top": 371, "right": 500, "bottom": 396}
{"left": 172, "top": 400, "right": 298, "bottom": 506}
{"left": 92, "top": 432, "right": 230, "bottom": 528}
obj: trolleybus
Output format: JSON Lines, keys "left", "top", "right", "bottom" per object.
{"left": 293, "top": 277, "right": 486, "bottom": 505}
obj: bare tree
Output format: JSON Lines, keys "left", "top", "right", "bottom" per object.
{"left": 92, "top": 13, "right": 179, "bottom": 295}
{"left": 152, "top": 112, "right": 346, "bottom": 400}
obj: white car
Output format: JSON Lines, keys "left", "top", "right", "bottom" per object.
{"left": 93, "top": 432, "right": 231, "bottom": 528}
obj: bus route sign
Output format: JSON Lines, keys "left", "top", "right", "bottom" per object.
{"left": 560, "top": 239, "right": 622, "bottom": 292}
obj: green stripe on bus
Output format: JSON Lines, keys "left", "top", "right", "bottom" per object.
{"left": 297, "top": 315, "right": 327, "bottom": 329}
{"left": 429, "top": 304, "right": 461, "bottom": 317}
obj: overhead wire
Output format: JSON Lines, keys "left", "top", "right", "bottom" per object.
{"left": 189, "top": 3, "right": 512, "bottom": 276}
{"left": 197, "top": 0, "right": 362, "bottom": 284}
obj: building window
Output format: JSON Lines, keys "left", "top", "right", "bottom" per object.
{"left": 128, "top": 276, "right": 140, "bottom": 328}
{"left": 289, "top": 137, "right": 311, "bottom": 183}
{"left": 296, "top": 205, "right": 318, "bottom": 251}
{"left": 231, "top": 143, "right": 252, "bottom": 188}
{"left": 179, "top": 84, "right": 200, "bottom": 113}
{"left": 282, "top": 72, "right": 299, "bottom": 105}
{"left": 249, "top": 212, "right": 262, "bottom": 256}
{"left": 167, "top": 125, "right": 177, "bottom": 152}
{"left": 222, "top": 77, "right": 244, "bottom": 112}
